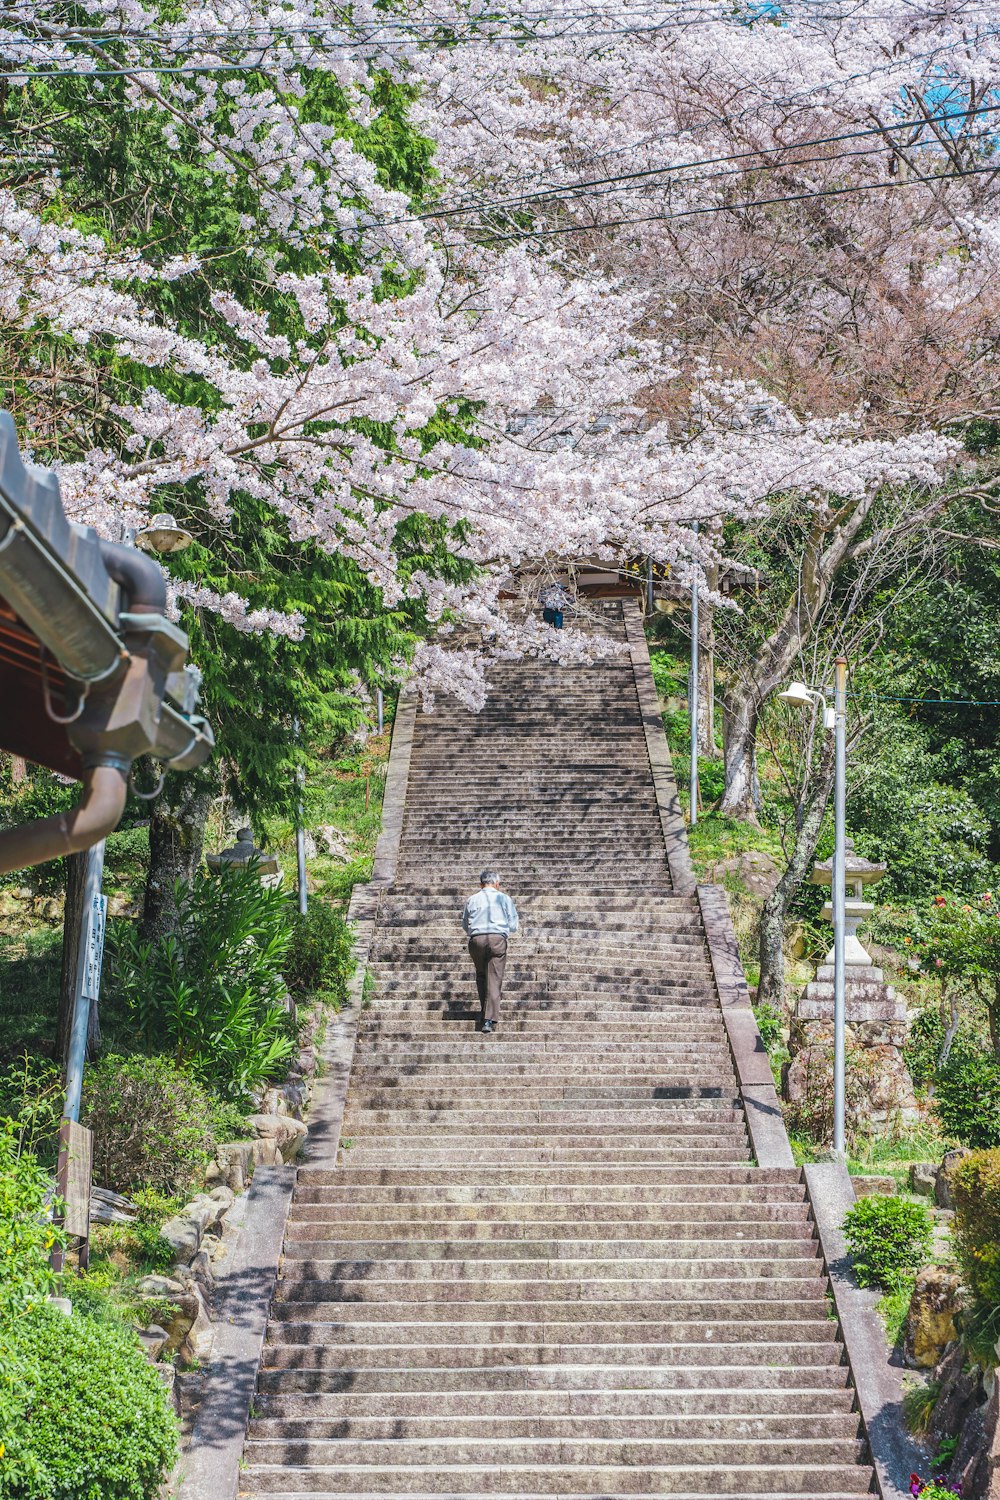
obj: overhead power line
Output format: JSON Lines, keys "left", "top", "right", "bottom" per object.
{"left": 376, "top": 98, "right": 1000, "bottom": 227}
{"left": 455, "top": 160, "right": 1000, "bottom": 244}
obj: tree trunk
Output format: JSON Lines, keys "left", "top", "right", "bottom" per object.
{"left": 756, "top": 733, "right": 836, "bottom": 1010}
{"left": 57, "top": 852, "right": 86, "bottom": 1066}
{"left": 938, "top": 984, "right": 961, "bottom": 1068}
{"left": 719, "top": 692, "right": 760, "bottom": 821}
{"left": 140, "top": 775, "right": 214, "bottom": 942}
{"left": 697, "top": 586, "right": 718, "bottom": 759}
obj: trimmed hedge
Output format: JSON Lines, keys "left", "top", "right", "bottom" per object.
{"left": 0, "top": 1305, "right": 177, "bottom": 1499}
{"left": 950, "top": 1148, "right": 1000, "bottom": 1311}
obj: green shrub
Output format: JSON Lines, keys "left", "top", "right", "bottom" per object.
{"left": 285, "top": 902, "right": 355, "bottom": 1007}
{"left": 752, "top": 1001, "right": 784, "bottom": 1055}
{"left": 949, "top": 1149, "right": 1000, "bottom": 1312}
{"left": 934, "top": 1046, "right": 1000, "bottom": 1148}
{"left": 113, "top": 862, "right": 296, "bottom": 1103}
{"left": 0, "top": 1304, "right": 177, "bottom": 1498}
{"left": 842, "top": 1195, "right": 934, "bottom": 1289}
{"left": 0, "top": 1122, "right": 62, "bottom": 1319}
{"left": 82, "top": 1054, "right": 219, "bottom": 1193}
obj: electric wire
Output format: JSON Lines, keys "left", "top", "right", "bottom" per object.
{"left": 367, "top": 99, "right": 1000, "bottom": 227}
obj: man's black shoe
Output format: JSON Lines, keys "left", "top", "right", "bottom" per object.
{"left": 481, "top": 1020, "right": 494, "bottom": 1035}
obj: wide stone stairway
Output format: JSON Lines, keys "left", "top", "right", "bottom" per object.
{"left": 241, "top": 601, "right": 877, "bottom": 1498}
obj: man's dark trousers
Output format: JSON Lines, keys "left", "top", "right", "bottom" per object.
{"left": 468, "top": 932, "right": 507, "bottom": 1022}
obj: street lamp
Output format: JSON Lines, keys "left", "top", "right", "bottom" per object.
{"left": 778, "top": 656, "right": 848, "bottom": 1156}
{"left": 689, "top": 522, "right": 700, "bottom": 828}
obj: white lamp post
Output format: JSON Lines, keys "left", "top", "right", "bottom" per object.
{"left": 689, "top": 522, "right": 700, "bottom": 828}
{"left": 778, "top": 656, "right": 848, "bottom": 1156}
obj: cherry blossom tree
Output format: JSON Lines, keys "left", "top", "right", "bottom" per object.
{"left": 412, "top": 0, "right": 1000, "bottom": 807}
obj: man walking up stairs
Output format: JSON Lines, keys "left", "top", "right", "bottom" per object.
{"left": 241, "top": 600, "right": 877, "bottom": 1498}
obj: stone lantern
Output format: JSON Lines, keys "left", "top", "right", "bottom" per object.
{"left": 809, "top": 838, "right": 887, "bottom": 975}
{"left": 206, "top": 827, "right": 282, "bottom": 887}
{"left": 784, "top": 839, "right": 917, "bottom": 1130}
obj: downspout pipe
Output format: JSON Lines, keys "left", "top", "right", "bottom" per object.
{"left": 98, "top": 539, "right": 167, "bottom": 615}
{"left": 0, "top": 762, "right": 128, "bottom": 876}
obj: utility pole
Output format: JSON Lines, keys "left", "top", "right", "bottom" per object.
{"left": 63, "top": 841, "right": 107, "bottom": 1122}
{"left": 832, "top": 655, "right": 848, "bottom": 1157}
{"left": 689, "top": 521, "right": 700, "bottom": 827}
{"left": 646, "top": 556, "right": 654, "bottom": 616}
{"left": 293, "top": 716, "right": 308, "bottom": 917}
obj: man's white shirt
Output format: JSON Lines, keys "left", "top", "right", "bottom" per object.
{"left": 462, "top": 887, "right": 520, "bottom": 936}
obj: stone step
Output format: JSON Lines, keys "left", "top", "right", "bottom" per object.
{"left": 307, "top": 1168, "right": 793, "bottom": 1189}
{"left": 278, "top": 1257, "right": 825, "bottom": 1284}
{"left": 286, "top": 1203, "right": 800, "bottom": 1228}
{"left": 256, "top": 1363, "right": 855, "bottom": 1395}
{"left": 261, "top": 1341, "right": 847, "bottom": 1372}
{"left": 241, "top": 1436, "right": 868, "bottom": 1470}
{"left": 253, "top": 1387, "right": 858, "bottom": 1419}
{"left": 269, "top": 1296, "right": 830, "bottom": 1325}
{"left": 275, "top": 1274, "right": 824, "bottom": 1303}
{"left": 293, "top": 1187, "right": 798, "bottom": 1210}
{"left": 248, "top": 1413, "right": 859, "bottom": 1442}
{"left": 240, "top": 1472, "right": 873, "bottom": 1497}
{"left": 332, "top": 1149, "right": 752, "bottom": 1168}
{"left": 279, "top": 1240, "right": 821, "bottom": 1264}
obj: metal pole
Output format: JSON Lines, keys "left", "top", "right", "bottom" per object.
{"left": 376, "top": 687, "right": 384, "bottom": 735}
{"left": 832, "top": 656, "right": 848, "bottom": 1156}
{"left": 646, "top": 557, "right": 654, "bottom": 615}
{"left": 64, "top": 840, "right": 106, "bottom": 1123}
{"left": 689, "top": 522, "right": 699, "bottom": 827}
{"left": 293, "top": 717, "right": 307, "bottom": 917}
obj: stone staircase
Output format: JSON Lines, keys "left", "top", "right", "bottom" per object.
{"left": 241, "top": 601, "right": 876, "bottom": 1498}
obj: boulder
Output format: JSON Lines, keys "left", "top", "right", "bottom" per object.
{"left": 160, "top": 1187, "right": 235, "bottom": 1264}
{"left": 249, "top": 1112, "right": 308, "bottom": 1160}
{"left": 137, "top": 1324, "right": 170, "bottom": 1361}
{"left": 909, "top": 1162, "right": 939, "bottom": 1197}
{"left": 937, "top": 1148, "right": 973, "bottom": 1210}
{"left": 929, "top": 1342, "right": 979, "bottom": 1449}
{"left": 851, "top": 1175, "right": 896, "bottom": 1198}
{"left": 975, "top": 1378, "right": 1000, "bottom": 1500}
{"left": 252, "top": 1136, "right": 281, "bottom": 1167}
{"left": 904, "top": 1266, "right": 963, "bottom": 1369}
{"left": 313, "top": 824, "right": 352, "bottom": 860}
{"left": 211, "top": 1140, "right": 254, "bottom": 1194}
{"left": 138, "top": 1273, "right": 213, "bottom": 1362}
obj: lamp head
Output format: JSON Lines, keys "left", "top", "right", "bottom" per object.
{"left": 136, "top": 513, "right": 193, "bottom": 555}
{"left": 777, "top": 680, "right": 817, "bottom": 710}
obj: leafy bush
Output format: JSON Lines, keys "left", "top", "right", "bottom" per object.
{"left": 752, "top": 1001, "right": 784, "bottom": 1055}
{"left": 934, "top": 1045, "right": 1000, "bottom": 1149}
{"left": 285, "top": 902, "right": 355, "bottom": 1007}
{"left": 83, "top": 1054, "right": 214, "bottom": 1193}
{"left": 113, "top": 862, "right": 296, "bottom": 1102}
{"left": 82, "top": 1054, "right": 247, "bottom": 1193}
{"left": 0, "top": 1122, "right": 62, "bottom": 1319}
{"left": 949, "top": 1149, "right": 1000, "bottom": 1312}
{"left": 842, "top": 1195, "right": 934, "bottom": 1289}
{"left": 0, "top": 1304, "right": 177, "bottom": 1499}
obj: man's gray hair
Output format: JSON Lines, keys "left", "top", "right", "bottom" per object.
{"left": 480, "top": 869, "right": 499, "bottom": 886}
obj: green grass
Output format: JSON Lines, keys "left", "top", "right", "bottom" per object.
{"left": 0, "top": 925, "right": 62, "bottom": 1061}
{"left": 878, "top": 1274, "right": 917, "bottom": 1346}
{"left": 847, "top": 1125, "right": 949, "bottom": 1191}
